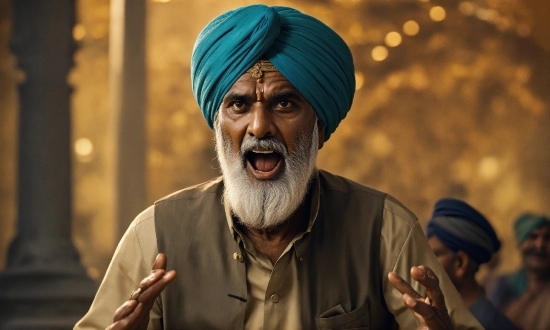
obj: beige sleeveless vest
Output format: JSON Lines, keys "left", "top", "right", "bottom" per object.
{"left": 155, "top": 170, "right": 397, "bottom": 329}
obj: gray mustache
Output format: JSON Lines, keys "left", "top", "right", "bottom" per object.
{"left": 240, "top": 137, "right": 288, "bottom": 158}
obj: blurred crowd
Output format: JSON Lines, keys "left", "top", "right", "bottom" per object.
{"left": 425, "top": 199, "right": 550, "bottom": 330}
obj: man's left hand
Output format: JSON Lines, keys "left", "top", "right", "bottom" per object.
{"left": 388, "top": 265, "right": 454, "bottom": 330}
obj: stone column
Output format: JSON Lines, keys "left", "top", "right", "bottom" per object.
{"left": 109, "top": 0, "right": 147, "bottom": 238}
{"left": 0, "top": 0, "right": 97, "bottom": 328}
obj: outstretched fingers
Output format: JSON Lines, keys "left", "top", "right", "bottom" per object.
{"left": 388, "top": 270, "right": 434, "bottom": 317}
{"left": 388, "top": 271, "right": 424, "bottom": 301}
{"left": 388, "top": 266, "right": 453, "bottom": 330}
{"left": 137, "top": 268, "right": 176, "bottom": 305}
{"left": 410, "top": 266, "right": 448, "bottom": 315}
{"left": 109, "top": 253, "right": 177, "bottom": 330}
{"left": 108, "top": 302, "right": 149, "bottom": 330}
{"left": 111, "top": 300, "right": 139, "bottom": 324}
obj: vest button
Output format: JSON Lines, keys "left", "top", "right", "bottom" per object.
{"left": 299, "top": 256, "right": 304, "bottom": 261}
{"left": 233, "top": 252, "right": 244, "bottom": 262}
{"left": 270, "top": 294, "right": 279, "bottom": 303}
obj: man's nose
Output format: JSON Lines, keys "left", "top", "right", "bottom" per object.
{"left": 247, "top": 103, "right": 275, "bottom": 139}
{"left": 534, "top": 236, "right": 547, "bottom": 250}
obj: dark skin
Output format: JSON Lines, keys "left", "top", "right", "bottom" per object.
{"left": 221, "top": 71, "right": 324, "bottom": 264}
{"left": 107, "top": 254, "right": 176, "bottom": 330}
{"left": 428, "top": 236, "right": 485, "bottom": 308}
{"left": 389, "top": 266, "right": 454, "bottom": 330}
{"left": 504, "top": 225, "right": 550, "bottom": 327}
{"left": 107, "top": 71, "right": 455, "bottom": 330}
{"left": 220, "top": 71, "right": 325, "bottom": 180}
{"left": 519, "top": 225, "right": 550, "bottom": 291}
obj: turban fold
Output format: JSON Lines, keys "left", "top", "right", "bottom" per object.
{"left": 426, "top": 198, "right": 501, "bottom": 265}
{"left": 191, "top": 5, "right": 355, "bottom": 140}
{"left": 514, "top": 213, "right": 550, "bottom": 244}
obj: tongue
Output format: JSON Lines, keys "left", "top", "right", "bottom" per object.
{"left": 249, "top": 153, "right": 281, "bottom": 172}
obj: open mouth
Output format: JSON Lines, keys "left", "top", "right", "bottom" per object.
{"left": 245, "top": 149, "right": 283, "bottom": 179}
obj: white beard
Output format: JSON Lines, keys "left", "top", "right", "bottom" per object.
{"left": 215, "top": 117, "right": 319, "bottom": 229}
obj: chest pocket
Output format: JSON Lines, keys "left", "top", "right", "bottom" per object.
{"left": 315, "top": 302, "right": 370, "bottom": 330}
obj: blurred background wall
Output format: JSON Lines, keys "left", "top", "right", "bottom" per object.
{"left": 0, "top": 0, "right": 549, "bottom": 287}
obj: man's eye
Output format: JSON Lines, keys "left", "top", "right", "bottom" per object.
{"left": 231, "top": 101, "right": 245, "bottom": 109}
{"left": 278, "top": 101, "right": 291, "bottom": 108}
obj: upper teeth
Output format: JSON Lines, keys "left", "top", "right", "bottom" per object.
{"left": 252, "top": 150, "right": 273, "bottom": 154}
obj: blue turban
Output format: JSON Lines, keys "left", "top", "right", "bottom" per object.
{"left": 426, "top": 198, "right": 501, "bottom": 265}
{"left": 514, "top": 213, "right": 550, "bottom": 244}
{"left": 191, "top": 5, "right": 355, "bottom": 140}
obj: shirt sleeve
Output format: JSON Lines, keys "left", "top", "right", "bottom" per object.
{"left": 74, "top": 205, "right": 163, "bottom": 330}
{"left": 380, "top": 195, "right": 484, "bottom": 330}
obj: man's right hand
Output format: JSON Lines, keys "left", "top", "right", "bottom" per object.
{"left": 388, "top": 265, "right": 454, "bottom": 330}
{"left": 106, "top": 253, "right": 176, "bottom": 330}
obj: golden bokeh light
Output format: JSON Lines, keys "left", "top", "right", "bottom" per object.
{"left": 495, "top": 18, "right": 511, "bottom": 32}
{"left": 370, "top": 132, "right": 393, "bottom": 157}
{"left": 385, "top": 31, "right": 402, "bottom": 47}
{"left": 429, "top": 6, "right": 446, "bottom": 22}
{"left": 403, "top": 20, "right": 420, "bottom": 36}
{"left": 74, "top": 137, "right": 93, "bottom": 162}
{"left": 355, "top": 71, "right": 364, "bottom": 90}
{"left": 1, "top": 0, "right": 549, "bottom": 285}
{"left": 478, "top": 157, "right": 501, "bottom": 181}
{"left": 386, "top": 74, "right": 402, "bottom": 89}
{"left": 371, "top": 45, "right": 388, "bottom": 61}
{"left": 72, "top": 24, "right": 86, "bottom": 41}
{"left": 409, "top": 68, "right": 429, "bottom": 90}
{"left": 458, "top": 1, "right": 475, "bottom": 16}
{"left": 476, "top": 8, "right": 497, "bottom": 22}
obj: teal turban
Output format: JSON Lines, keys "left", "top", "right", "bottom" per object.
{"left": 191, "top": 5, "right": 355, "bottom": 140}
{"left": 514, "top": 213, "right": 550, "bottom": 244}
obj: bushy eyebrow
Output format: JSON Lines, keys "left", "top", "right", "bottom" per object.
{"left": 272, "top": 90, "right": 301, "bottom": 102}
{"left": 222, "top": 91, "right": 253, "bottom": 103}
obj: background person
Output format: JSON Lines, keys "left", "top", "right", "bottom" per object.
{"left": 504, "top": 213, "right": 550, "bottom": 330}
{"left": 426, "top": 198, "right": 516, "bottom": 330}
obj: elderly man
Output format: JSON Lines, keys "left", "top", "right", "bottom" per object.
{"left": 502, "top": 213, "right": 550, "bottom": 330}
{"left": 75, "top": 5, "right": 482, "bottom": 330}
{"left": 426, "top": 198, "right": 516, "bottom": 330}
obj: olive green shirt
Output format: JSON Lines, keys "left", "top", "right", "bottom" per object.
{"left": 75, "top": 171, "right": 482, "bottom": 330}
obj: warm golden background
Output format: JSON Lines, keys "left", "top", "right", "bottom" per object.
{"left": 1, "top": 0, "right": 549, "bottom": 282}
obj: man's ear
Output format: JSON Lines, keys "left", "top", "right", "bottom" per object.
{"left": 317, "top": 119, "right": 326, "bottom": 150}
{"left": 454, "top": 250, "right": 470, "bottom": 278}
